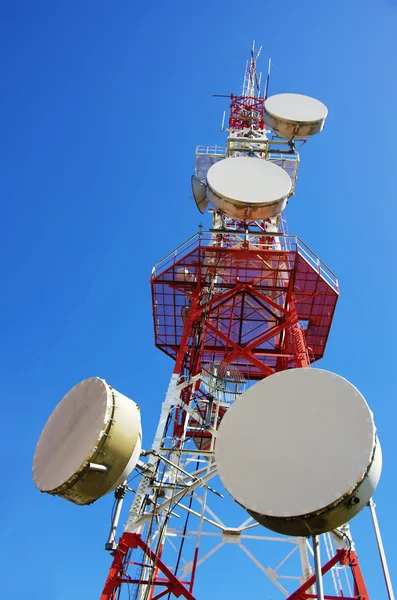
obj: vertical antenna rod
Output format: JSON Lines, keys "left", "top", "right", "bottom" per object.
{"left": 369, "top": 499, "right": 395, "bottom": 600}
{"left": 264, "top": 57, "right": 271, "bottom": 99}
{"left": 312, "top": 535, "right": 325, "bottom": 600}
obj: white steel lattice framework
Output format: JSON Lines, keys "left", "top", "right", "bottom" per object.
{"left": 100, "top": 49, "right": 374, "bottom": 600}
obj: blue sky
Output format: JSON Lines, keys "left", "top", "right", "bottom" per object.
{"left": 1, "top": 1, "right": 396, "bottom": 598}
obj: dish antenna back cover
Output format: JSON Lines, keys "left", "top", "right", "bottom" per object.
{"left": 191, "top": 176, "right": 209, "bottom": 214}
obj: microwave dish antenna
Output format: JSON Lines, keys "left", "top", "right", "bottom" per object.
{"left": 264, "top": 93, "right": 328, "bottom": 139}
{"left": 191, "top": 175, "right": 209, "bottom": 214}
{"left": 32, "top": 377, "right": 142, "bottom": 505}
{"left": 201, "top": 361, "right": 246, "bottom": 403}
{"left": 206, "top": 156, "right": 292, "bottom": 220}
{"left": 215, "top": 368, "right": 382, "bottom": 536}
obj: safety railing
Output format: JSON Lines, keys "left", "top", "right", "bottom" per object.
{"left": 195, "top": 143, "right": 299, "bottom": 190}
{"left": 151, "top": 231, "right": 339, "bottom": 293}
{"left": 196, "top": 145, "right": 226, "bottom": 156}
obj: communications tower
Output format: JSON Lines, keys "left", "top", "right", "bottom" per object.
{"left": 98, "top": 47, "right": 391, "bottom": 600}
{"left": 32, "top": 46, "right": 394, "bottom": 600}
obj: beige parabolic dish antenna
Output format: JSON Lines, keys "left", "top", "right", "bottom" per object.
{"left": 206, "top": 156, "right": 292, "bottom": 220}
{"left": 264, "top": 93, "right": 328, "bottom": 140}
{"left": 215, "top": 368, "right": 382, "bottom": 536}
{"left": 32, "top": 377, "right": 142, "bottom": 506}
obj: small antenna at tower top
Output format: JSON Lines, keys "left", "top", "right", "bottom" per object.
{"left": 264, "top": 57, "right": 272, "bottom": 99}
{"left": 242, "top": 40, "right": 263, "bottom": 98}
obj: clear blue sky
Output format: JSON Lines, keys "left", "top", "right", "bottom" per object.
{"left": 1, "top": 1, "right": 396, "bottom": 598}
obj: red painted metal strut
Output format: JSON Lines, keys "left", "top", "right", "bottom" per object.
{"left": 101, "top": 533, "right": 196, "bottom": 600}
{"left": 229, "top": 95, "right": 265, "bottom": 131}
{"left": 286, "top": 550, "right": 369, "bottom": 600}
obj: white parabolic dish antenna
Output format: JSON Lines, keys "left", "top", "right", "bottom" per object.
{"left": 264, "top": 93, "right": 328, "bottom": 140}
{"left": 206, "top": 156, "right": 292, "bottom": 220}
{"left": 215, "top": 368, "right": 382, "bottom": 536}
{"left": 33, "top": 377, "right": 142, "bottom": 506}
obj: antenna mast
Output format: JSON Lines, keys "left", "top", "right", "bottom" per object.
{"left": 242, "top": 40, "right": 262, "bottom": 97}
{"left": 32, "top": 44, "right": 394, "bottom": 600}
{"left": 97, "top": 48, "right": 391, "bottom": 600}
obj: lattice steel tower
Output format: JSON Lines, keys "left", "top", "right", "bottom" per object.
{"left": 95, "top": 46, "right": 396, "bottom": 600}
{"left": 33, "top": 47, "right": 393, "bottom": 600}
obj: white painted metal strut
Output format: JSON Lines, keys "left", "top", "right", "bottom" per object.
{"left": 312, "top": 535, "right": 325, "bottom": 600}
{"left": 369, "top": 499, "right": 395, "bottom": 600}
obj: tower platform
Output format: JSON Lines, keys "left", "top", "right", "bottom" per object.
{"left": 151, "top": 231, "right": 338, "bottom": 379}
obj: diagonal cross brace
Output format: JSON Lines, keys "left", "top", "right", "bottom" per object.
{"left": 101, "top": 532, "right": 196, "bottom": 600}
{"left": 286, "top": 549, "right": 369, "bottom": 600}
{"left": 125, "top": 533, "right": 196, "bottom": 599}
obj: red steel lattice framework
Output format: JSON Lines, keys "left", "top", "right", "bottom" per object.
{"left": 229, "top": 94, "right": 266, "bottom": 132}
